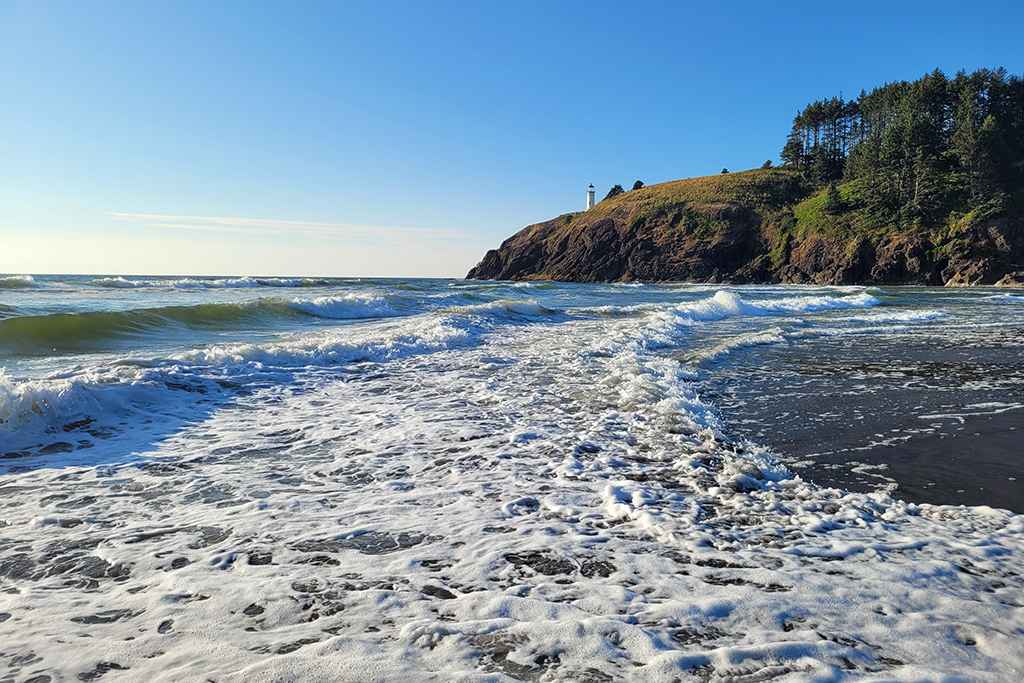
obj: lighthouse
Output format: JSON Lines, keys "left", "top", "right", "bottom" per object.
{"left": 586, "top": 184, "right": 595, "bottom": 210}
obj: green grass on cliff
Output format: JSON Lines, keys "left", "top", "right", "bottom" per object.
{"left": 785, "top": 178, "right": 1001, "bottom": 256}
{"left": 791, "top": 191, "right": 863, "bottom": 250}
{"left": 566, "top": 168, "right": 811, "bottom": 238}
{"left": 599, "top": 168, "right": 809, "bottom": 215}
{"left": 552, "top": 166, "right": 1004, "bottom": 265}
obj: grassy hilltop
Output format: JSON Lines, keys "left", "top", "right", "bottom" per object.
{"left": 468, "top": 166, "right": 1024, "bottom": 285}
{"left": 469, "top": 68, "right": 1024, "bottom": 286}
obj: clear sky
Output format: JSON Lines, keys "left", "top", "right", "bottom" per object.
{"left": 2, "top": 0, "right": 1022, "bottom": 278}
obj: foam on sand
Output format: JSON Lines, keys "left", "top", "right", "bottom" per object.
{"left": 0, "top": 282, "right": 1022, "bottom": 682}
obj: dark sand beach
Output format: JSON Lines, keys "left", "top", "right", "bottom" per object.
{"left": 705, "top": 330, "right": 1024, "bottom": 512}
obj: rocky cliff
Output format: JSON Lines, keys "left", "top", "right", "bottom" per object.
{"left": 467, "top": 169, "right": 1024, "bottom": 286}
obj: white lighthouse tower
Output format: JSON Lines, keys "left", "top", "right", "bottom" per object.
{"left": 586, "top": 184, "right": 595, "bottom": 210}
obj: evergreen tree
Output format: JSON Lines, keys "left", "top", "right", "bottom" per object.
{"left": 780, "top": 67, "right": 1024, "bottom": 229}
{"left": 632, "top": 180, "right": 644, "bottom": 190}
{"left": 822, "top": 183, "right": 844, "bottom": 214}
{"left": 603, "top": 185, "right": 624, "bottom": 201}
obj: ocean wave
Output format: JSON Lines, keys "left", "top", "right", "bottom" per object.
{"left": 688, "top": 327, "right": 789, "bottom": 363}
{"left": 90, "top": 276, "right": 147, "bottom": 288}
{"left": 668, "top": 289, "right": 877, "bottom": 324}
{"left": 160, "top": 298, "right": 566, "bottom": 370}
{"left": 0, "top": 295, "right": 410, "bottom": 354}
{"left": 441, "top": 298, "right": 566, "bottom": 321}
{"left": 1, "top": 368, "right": 96, "bottom": 438}
{"left": 990, "top": 292, "right": 1024, "bottom": 302}
{"left": 0, "top": 313, "right": 489, "bottom": 444}
{"left": 170, "top": 314, "right": 487, "bottom": 368}
{"left": 0, "top": 364, "right": 175, "bottom": 445}
{"left": 835, "top": 309, "right": 947, "bottom": 323}
{"left": 90, "top": 276, "right": 333, "bottom": 289}
{"left": 286, "top": 294, "right": 400, "bottom": 319}
{"left": 748, "top": 291, "right": 881, "bottom": 313}
{"left": 0, "top": 300, "right": 300, "bottom": 354}
{"left": 638, "top": 290, "right": 879, "bottom": 348}
{"left": 511, "top": 281, "right": 559, "bottom": 290}
{"left": 0, "top": 274, "right": 36, "bottom": 289}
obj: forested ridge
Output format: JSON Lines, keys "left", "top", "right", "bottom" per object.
{"left": 780, "top": 68, "right": 1024, "bottom": 232}
{"left": 468, "top": 68, "right": 1024, "bottom": 285}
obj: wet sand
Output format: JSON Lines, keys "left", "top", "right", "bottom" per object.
{"left": 784, "top": 407, "right": 1024, "bottom": 512}
{"left": 700, "top": 333, "right": 1024, "bottom": 513}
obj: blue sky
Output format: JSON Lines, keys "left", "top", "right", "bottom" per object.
{"left": 2, "top": 1, "right": 1022, "bottom": 277}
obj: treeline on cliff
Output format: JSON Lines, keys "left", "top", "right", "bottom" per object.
{"left": 780, "top": 68, "right": 1024, "bottom": 231}
{"left": 468, "top": 68, "right": 1024, "bottom": 285}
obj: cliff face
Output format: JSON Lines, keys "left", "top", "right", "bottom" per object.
{"left": 468, "top": 203, "right": 764, "bottom": 283}
{"left": 467, "top": 170, "right": 1024, "bottom": 286}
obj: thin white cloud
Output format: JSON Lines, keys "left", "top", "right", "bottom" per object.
{"left": 109, "top": 212, "right": 470, "bottom": 245}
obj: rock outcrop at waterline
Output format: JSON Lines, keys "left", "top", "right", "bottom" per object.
{"left": 467, "top": 169, "right": 1024, "bottom": 286}
{"left": 469, "top": 204, "right": 764, "bottom": 284}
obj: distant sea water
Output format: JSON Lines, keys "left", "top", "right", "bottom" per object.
{"left": 1, "top": 273, "right": 1023, "bottom": 681}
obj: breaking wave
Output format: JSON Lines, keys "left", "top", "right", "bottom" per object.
{"left": 0, "top": 275, "right": 36, "bottom": 289}
{"left": 90, "top": 276, "right": 335, "bottom": 289}
{"left": 0, "top": 296, "right": 404, "bottom": 355}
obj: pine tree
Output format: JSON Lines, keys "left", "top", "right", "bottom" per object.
{"left": 603, "top": 185, "right": 624, "bottom": 201}
{"left": 822, "top": 183, "right": 844, "bottom": 214}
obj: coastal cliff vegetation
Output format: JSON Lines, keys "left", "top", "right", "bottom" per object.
{"left": 468, "top": 68, "right": 1024, "bottom": 285}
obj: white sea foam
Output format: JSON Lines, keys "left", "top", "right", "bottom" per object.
{"left": 676, "top": 290, "right": 879, "bottom": 322}
{"left": 286, "top": 294, "right": 400, "bottom": 319}
{"left": 170, "top": 276, "right": 265, "bottom": 288}
{"left": 688, "top": 327, "right": 789, "bottom": 362}
{"left": 638, "top": 290, "right": 880, "bottom": 349}
{"left": 835, "top": 308, "right": 947, "bottom": 323}
{"left": 748, "top": 290, "right": 881, "bottom": 312}
{"left": 0, "top": 274, "right": 36, "bottom": 288}
{"left": 676, "top": 290, "right": 766, "bottom": 320}
{"left": 91, "top": 276, "right": 326, "bottom": 289}
{"left": 1, "top": 283, "right": 1022, "bottom": 682}
{"left": 442, "top": 298, "right": 563, "bottom": 321}
{"left": 0, "top": 364, "right": 205, "bottom": 456}
{"left": 168, "top": 314, "right": 484, "bottom": 368}
{"left": 990, "top": 292, "right": 1024, "bottom": 302}
{"left": 0, "top": 311, "right": 491, "bottom": 446}
{"left": 0, "top": 367, "right": 88, "bottom": 432}
{"left": 91, "top": 276, "right": 146, "bottom": 288}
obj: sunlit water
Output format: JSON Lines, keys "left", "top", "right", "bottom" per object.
{"left": 1, "top": 274, "right": 1022, "bottom": 681}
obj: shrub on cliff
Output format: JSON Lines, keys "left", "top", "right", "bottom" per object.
{"left": 822, "top": 183, "right": 845, "bottom": 214}
{"left": 603, "top": 185, "right": 624, "bottom": 201}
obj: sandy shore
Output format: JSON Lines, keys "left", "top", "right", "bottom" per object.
{"left": 787, "top": 406, "right": 1024, "bottom": 512}
{"left": 702, "top": 333, "right": 1024, "bottom": 513}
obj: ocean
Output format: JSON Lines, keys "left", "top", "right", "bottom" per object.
{"left": 1, "top": 273, "right": 1022, "bottom": 681}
